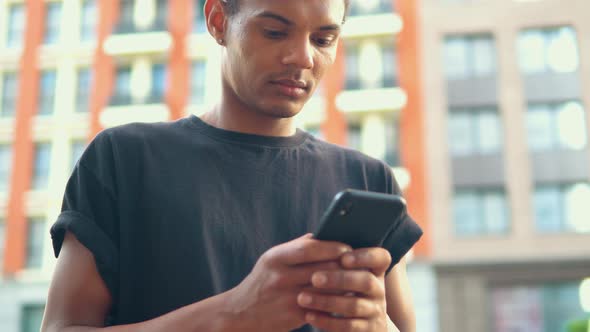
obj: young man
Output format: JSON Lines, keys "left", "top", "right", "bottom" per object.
{"left": 41, "top": 0, "right": 422, "bottom": 331}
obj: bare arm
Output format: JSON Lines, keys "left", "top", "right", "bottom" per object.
{"left": 384, "top": 256, "right": 416, "bottom": 332}
{"left": 41, "top": 231, "right": 231, "bottom": 332}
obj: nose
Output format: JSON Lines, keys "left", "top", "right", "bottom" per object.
{"left": 281, "top": 36, "right": 314, "bottom": 70}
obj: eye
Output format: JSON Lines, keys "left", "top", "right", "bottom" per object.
{"left": 313, "top": 35, "right": 336, "bottom": 47}
{"left": 264, "top": 29, "right": 287, "bottom": 39}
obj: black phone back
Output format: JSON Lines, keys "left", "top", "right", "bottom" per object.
{"left": 313, "top": 189, "right": 406, "bottom": 249}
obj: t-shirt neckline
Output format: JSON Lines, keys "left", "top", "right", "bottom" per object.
{"left": 187, "top": 114, "right": 309, "bottom": 148}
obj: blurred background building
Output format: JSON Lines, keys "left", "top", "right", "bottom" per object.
{"left": 0, "top": 0, "right": 588, "bottom": 331}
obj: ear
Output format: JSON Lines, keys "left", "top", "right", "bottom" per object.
{"left": 204, "top": 0, "right": 228, "bottom": 44}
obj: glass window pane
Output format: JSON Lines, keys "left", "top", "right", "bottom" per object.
{"left": 44, "top": 2, "right": 62, "bottom": 44}
{"left": 533, "top": 186, "right": 562, "bottom": 233}
{"left": 541, "top": 282, "right": 586, "bottom": 332}
{"left": 345, "top": 45, "right": 360, "bottom": 90}
{"left": 444, "top": 37, "right": 469, "bottom": 79}
{"left": 556, "top": 101, "right": 587, "bottom": 150}
{"left": 7, "top": 3, "right": 25, "bottom": 48}
{"left": 564, "top": 183, "right": 590, "bottom": 233}
{"left": 32, "top": 143, "right": 51, "bottom": 190}
{"left": 76, "top": 68, "right": 92, "bottom": 113}
{"left": 1, "top": 72, "right": 19, "bottom": 117}
{"left": 38, "top": 70, "right": 57, "bottom": 115}
{"left": 0, "top": 144, "right": 13, "bottom": 191}
{"left": 453, "top": 191, "right": 481, "bottom": 236}
{"left": 112, "top": 66, "right": 131, "bottom": 105}
{"left": 518, "top": 30, "right": 546, "bottom": 74}
{"left": 472, "top": 37, "right": 495, "bottom": 76}
{"left": 21, "top": 305, "right": 45, "bottom": 332}
{"left": 25, "top": 218, "right": 45, "bottom": 269}
{"left": 448, "top": 112, "right": 474, "bottom": 156}
{"left": 193, "top": 0, "right": 207, "bottom": 33}
{"left": 71, "top": 140, "right": 86, "bottom": 171}
{"left": 547, "top": 27, "right": 579, "bottom": 73}
{"left": 191, "top": 61, "right": 206, "bottom": 105}
{"left": 382, "top": 46, "right": 397, "bottom": 87}
{"left": 151, "top": 64, "right": 167, "bottom": 101}
{"left": 526, "top": 104, "right": 554, "bottom": 151}
{"left": 477, "top": 111, "right": 501, "bottom": 153}
{"left": 80, "top": 0, "right": 97, "bottom": 41}
{"left": 483, "top": 192, "right": 508, "bottom": 234}
{"left": 492, "top": 286, "right": 544, "bottom": 332}
{"left": 347, "top": 124, "right": 362, "bottom": 150}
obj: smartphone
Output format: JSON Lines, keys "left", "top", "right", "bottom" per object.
{"left": 313, "top": 189, "right": 406, "bottom": 249}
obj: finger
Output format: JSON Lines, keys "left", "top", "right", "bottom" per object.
{"left": 341, "top": 248, "right": 392, "bottom": 276}
{"left": 305, "top": 311, "right": 371, "bottom": 332}
{"left": 297, "top": 292, "right": 379, "bottom": 318}
{"left": 287, "top": 261, "right": 343, "bottom": 285}
{"left": 269, "top": 236, "right": 352, "bottom": 266}
{"left": 310, "top": 270, "right": 385, "bottom": 298}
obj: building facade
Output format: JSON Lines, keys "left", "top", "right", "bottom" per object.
{"left": 420, "top": 0, "right": 590, "bottom": 330}
{"left": 0, "top": 1, "right": 435, "bottom": 331}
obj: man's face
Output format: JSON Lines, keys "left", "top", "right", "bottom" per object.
{"left": 222, "top": 0, "right": 345, "bottom": 119}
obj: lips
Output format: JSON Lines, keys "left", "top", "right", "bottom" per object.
{"left": 271, "top": 79, "right": 309, "bottom": 98}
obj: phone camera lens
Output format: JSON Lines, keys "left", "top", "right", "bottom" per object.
{"left": 339, "top": 202, "right": 353, "bottom": 216}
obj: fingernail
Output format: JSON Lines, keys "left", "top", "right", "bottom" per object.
{"left": 306, "top": 312, "right": 316, "bottom": 322}
{"left": 298, "top": 293, "right": 312, "bottom": 305}
{"left": 339, "top": 246, "right": 352, "bottom": 254}
{"left": 312, "top": 272, "right": 327, "bottom": 286}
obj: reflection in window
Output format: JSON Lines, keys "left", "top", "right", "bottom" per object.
{"left": 444, "top": 35, "right": 496, "bottom": 80}
{"left": 0, "top": 144, "right": 12, "bottom": 191}
{"left": 518, "top": 26, "right": 579, "bottom": 74}
{"left": 526, "top": 101, "right": 587, "bottom": 151}
{"left": 453, "top": 188, "right": 509, "bottom": 236}
{"left": 193, "top": 0, "right": 207, "bottom": 33}
{"left": 32, "top": 143, "right": 51, "bottom": 190}
{"left": 1, "top": 72, "right": 19, "bottom": 117}
{"left": 38, "top": 70, "right": 57, "bottom": 115}
{"left": 448, "top": 107, "right": 502, "bottom": 156}
{"left": 44, "top": 2, "right": 62, "bottom": 44}
{"left": 191, "top": 60, "right": 206, "bottom": 105}
{"left": 6, "top": 3, "right": 25, "bottom": 48}
{"left": 25, "top": 218, "right": 45, "bottom": 269}
{"left": 534, "top": 182, "right": 590, "bottom": 233}
{"left": 80, "top": 0, "right": 97, "bottom": 42}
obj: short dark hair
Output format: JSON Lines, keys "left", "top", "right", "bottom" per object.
{"left": 221, "top": 0, "right": 351, "bottom": 19}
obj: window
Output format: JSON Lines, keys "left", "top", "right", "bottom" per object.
{"left": 534, "top": 182, "right": 590, "bottom": 233}
{"left": 31, "top": 143, "right": 51, "bottom": 190}
{"left": 0, "top": 144, "right": 12, "bottom": 191}
{"left": 448, "top": 107, "right": 502, "bottom": 156}
{"left": 1, "top": 72, "right": 19, "bottom": 117}
{"left": 80, "top": 0, "right": 97, "bottom": 41}
{"left": 193, "top": 0, "right": 207, "bottom": 33}
{"left": 25, "top": 218, "right": 45, "bottom": 269}
{"left": 518, "top": 26, "right": 579, "bottom": 74}
{"left": 384, "top": 122, "right": 400, "bottom": 166}
{"left": 6, "top": 3, "right": 25, "bottom": 48}
{"left": 71, "top": 140, "right": 86, "bottom": 171}
{"left": 382, "top": 45, "right": 398, "bottom": 87}
{"left": 190, "top": 60, "right": 206, "bottom": 105}
{"left": 111, "top": 66, "right": 131, "bottom": 105}
{"left": 21, "top": 304, "right": 45, "bottom": 332}
{"left": 44, "top": 2, "right": 62, "bottom": 44}
{"left": 526, "top": 101, "right": 587, "bottom": 151}
{"left": 75, "top": 68, "right": 92, "bottom": 112}
{"left": 444, "top": 35, "right": 496, "bottom": 80}
{"left": 345, "top": 44, "right": 360, "bottom": 90}
{"left": 151, "top": 63, "right": 167, "bottom": 103}
{"left": 491, "top": 282, "right": 587, "bottom": 332}
{"left": 347, "top": 123, "right": 362, "bottom": 150}
{"left": 348, "top": 0, "right": 393, "bottom": 16}
{"left": 117, "top": 0, "right": 134, "bottom": 33}
{"left": 153, "top": 0, "right": 168, "bottom": 31}
{"left": 0, "top": 218, "right": 5, "bottom": 272}
{"left": 453, "top": 188, "right": 509, "bottom": 236}
{"left": 38, "top": 69, "right": 57, "bottom": 115}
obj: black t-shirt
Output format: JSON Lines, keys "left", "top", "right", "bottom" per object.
{"left": 50, "top": 115, "right": 422, "bottom": 330}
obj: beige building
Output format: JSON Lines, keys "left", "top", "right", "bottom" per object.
{"left": 420, "top": 0, "right": 590, "bottom": 331}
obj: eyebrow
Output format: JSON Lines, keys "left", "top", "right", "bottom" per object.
{"left": 256, "top": 11, "right": 341, "bottom": 32}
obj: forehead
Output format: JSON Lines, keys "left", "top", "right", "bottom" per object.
{"left": 237, "top": 0, "right": 346, "bottom": 26}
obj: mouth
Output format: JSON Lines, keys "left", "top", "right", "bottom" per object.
{"left": 270, "top": 79, "right": 310, "bottom": 99}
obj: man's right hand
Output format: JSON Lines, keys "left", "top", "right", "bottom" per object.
{"left": 220, "top": 233, "right": 352, "bottom": 332}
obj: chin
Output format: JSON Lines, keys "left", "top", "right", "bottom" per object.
{"left": 259, "top": 103, "right": 304, "bottom": 119}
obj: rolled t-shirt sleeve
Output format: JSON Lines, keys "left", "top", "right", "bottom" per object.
{"left": 50, "top": 131, "right": 120, "bottom": 297}
{"left": 380, "top": 163, "right": 423, "bottom": 273}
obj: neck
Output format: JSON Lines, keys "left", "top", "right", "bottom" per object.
{"left": 201, "top": 82, "right": 297, "bottom": 137}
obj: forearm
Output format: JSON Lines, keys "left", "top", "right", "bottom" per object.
{"left": 45, "top": 291, "right": 234, "bottom": 332}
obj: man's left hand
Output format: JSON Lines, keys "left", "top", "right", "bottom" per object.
{"left": 296, "top": 247, "right": 392, "bottom": 332}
